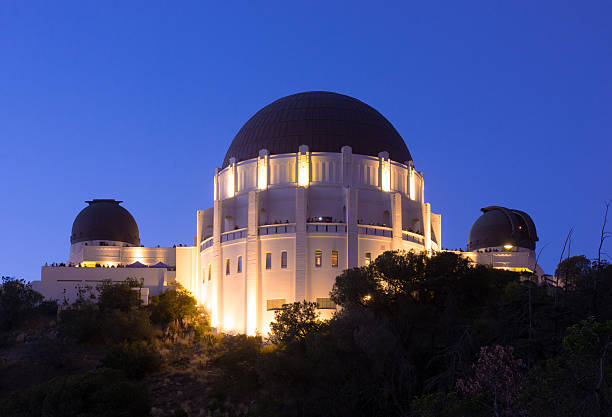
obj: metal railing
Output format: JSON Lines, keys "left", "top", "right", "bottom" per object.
{"left": 221, "top": 228, "right": 247, "bottom": 243}
{"left": 259, "top": 223, "right": 296, "bottom": 236}
{"left": 306, "top": 222, "right": 347, "bottom": 233}
{"left": 402, "top": 231, "right": 425, "bottom": 244}
{"left": 358, "top": 224, "right": 393, "bottom": 237}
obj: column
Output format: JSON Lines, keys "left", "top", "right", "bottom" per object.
{"left": 212, "top": 198, "right": 223, "bottom": 328}
{"left": 391, "top": 192, "right": 402, "bottom": 250}
{"left": 345, "top": 187, "right": 359, "bottom": 269}
{"left": 245, "top": 190, "right": 260, "bottom": 335}
{"left": 423, "top": 203, "right": 431, "bottom": 253}
{"left": 295, "top": 186, "right": 307, "bottom": 301}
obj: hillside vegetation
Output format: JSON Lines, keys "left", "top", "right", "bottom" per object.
{"left": 1, "top": 251, "right": 611, "bottom": 417}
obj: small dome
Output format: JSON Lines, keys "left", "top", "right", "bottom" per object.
{"left": 70, "top": 199, "right": 140, "bottom": 246}
{"left": 467, "top": 206, "right": 538, "bottom": 251}
{"left": 222, "top": 91, "right": 412, "bottom": 168}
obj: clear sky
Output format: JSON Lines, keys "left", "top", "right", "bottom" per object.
{"left": 1, "top": 1, "right": 610, "bottom": 282}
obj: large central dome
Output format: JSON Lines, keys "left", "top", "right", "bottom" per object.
{"left": 222, "top": 91, "right": 412, "bottom": 168}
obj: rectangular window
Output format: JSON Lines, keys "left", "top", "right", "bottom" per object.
{"left": 331, "top": 250, "right": 339, "bottom": 268}
{"left": 364, "top": 252, "right": 372, "bottom": 266}
{"left": 315, "top": 250, "right": 322, "bottom": 267}
{"left": 237, "top": 256, "right": 242, "bottom": 273}
{"left": 265, "top": 252, "right": 272, "bottom": 270}
{"left": 281, "top": 251, "right": 288, "bottom": 269}
{"left": 316, "top": 297, "right": 337, "bottom": 309}
{"left": 208, "top": 264, "right": 211, "bottom": 281}
{"left": 266, "top": 298, "right": 286, "bottom": 311}
{"left": 225, "top": 258, "right": 230, "bottom": 275}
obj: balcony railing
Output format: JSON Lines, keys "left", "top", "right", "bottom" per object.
{"left": 358, "top": 224, "right": 393, "bottom": 237}
{"left": 307, "top": 222, "right": 347, "bottom": 233}
{"left": 402, "top": 231, "right": 425, "bottom": 244}
{"left": 201, "top": 237, "right": 213, "bottom": 250}
{"left": 259, "top": 223, "right": 296, "bottom": 236}
{"left": 221, "top": 228, "right": 247, "bottom": 243}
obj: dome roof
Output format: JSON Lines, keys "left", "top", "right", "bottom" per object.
{"left": 70, "top": 199, "right": 140, "bottom": 246}
{"left": 467, "top": 206, "right": 538, "bottom": 251}
{"left": 222, "top": 91, "right": 412, "bottom": 168}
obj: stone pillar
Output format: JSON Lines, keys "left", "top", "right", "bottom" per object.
{"left": 407, "top": 161, "right": 415, "bottom": 201}
{"left": 345, "top": 187, "right": 358, "bottom": 269}
{"left": 229, "top": 157, "right": 237, "bottom": 198}
{"left": 341, "top": 146, "right": 353, "bottom": 187}
{"left": 297, "top": 145, "right": 310, "bottom": 187}
{"left": 391, "top": 192, "right": 403, "bottom": 250}
{"left": 195, "top": 210, "right": 204, "bottom": 303}
{"left": 423, "top": 203, "right": 431, "bottom": 253}
{"left": 295, "top": 186, "right": 307, "bottom": 301}
{"left": 212, "top": 198, "right": 223, "bottom": 328}
{"left": 245, "top": 190, "right": 260, "bottom": 335}
{"left": 378, "top": 151, "right": 390, "bottom": 192}
{"left": 257, "top": 149, "right": 269, "bottom": 190}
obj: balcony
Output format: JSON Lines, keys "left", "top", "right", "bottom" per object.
{"left": 259, "top": 223, "right": 296, "bottom": 236}
{"left": 201, "top": 237, "right": 213, "bottom": 250}
{"left": 221, "top": 228, "right": 247, "bottom": 243}
{"left": 307, "top": 222, "right": 347, "bottom": 234}
{"left": 358, "top": 224, "right": 393, "bottom": 238}
{"left": 402, "top": 231, "right": 425, "bottom": 244}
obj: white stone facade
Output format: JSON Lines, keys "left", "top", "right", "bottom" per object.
{"left": 194, "top": 145, "right": 441, "bottom": 335}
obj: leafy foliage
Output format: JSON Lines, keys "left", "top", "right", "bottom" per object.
{"left": 101, "top": 341, "right": 161, "bottom": 379}
{"left": 0, "top": 368, "right": 150, "bottom": 417}
{"left": 269, "top": 301, "right": 325, "bottom": 346}
{"left": 149, "top": 284, "right": 199, "bottom": 341}
{"left": 0, "top": 277, "right": 56, "bottom": 331}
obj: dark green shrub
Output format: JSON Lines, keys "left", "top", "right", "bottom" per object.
{"left": 0, "top": 277, "right": 55, "bottom": 331}
{"left": 0, "top": 368, "right": 150, "bottom": 417}
{"left": 101, "top": 341, "right": 161, "bottom": 379}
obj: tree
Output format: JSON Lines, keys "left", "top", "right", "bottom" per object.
{"left": 96, "top": 277, "right": 143, "bottom": 312}
{"left": 526, "top": 318, "right": 612, "bottom": 417}
{"left": 0, "top": 276, "right": 53, "bottom": 331}
{"left": 555, "top": 255, "right": 592, "bottom": 291}
{"left": 456, "top": 345, "right": 526, "bottom": 417}
{"left": 149, "top": 285, "right": 198, "bottom": 341}
{"left": 269, "top": 301, "right": 324, "bottom": 346}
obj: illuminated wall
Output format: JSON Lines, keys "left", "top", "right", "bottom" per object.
{"left": 198, "top": 145, "right": 440, "bottom": 335}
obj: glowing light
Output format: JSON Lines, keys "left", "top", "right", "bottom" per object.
{"left": 504, "top": 244, "right": 514, "bottom": 250}
{"left": 362, "top": 294, "right": 372, "bottom": 302}
{"left": 257, "top": 156, "right": 268, "bottom": 190}
{"left": 409, "top": 169, "right": 415, "bottom": 200}
{"left": 213, "top": 174, "right": 217, "bottom": 200}
{"left": 246, "top": 294, "right": 257, "bottom": 335}
{"left": 298, "top": 152, "right": 309, "bottom": 187}
{"left": 381, "top": 159, "right": 391, "bottom": 192}
{"left": 224, "top": 315, "right": 234, "bottom": 332}
{"left": 226, "top": 165, "right": 235, "bottom": 197}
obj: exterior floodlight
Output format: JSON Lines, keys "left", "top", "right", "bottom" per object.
{"left": 503, "top": 244, "right": 514, "bottom": 250}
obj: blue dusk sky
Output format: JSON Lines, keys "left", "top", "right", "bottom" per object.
{"left": 1, "top": 1, "right": 610, "bottom": 281}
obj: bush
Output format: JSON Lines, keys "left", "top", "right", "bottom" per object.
{"left": 0, "top": 368, "right": 150, "bottom": 417}
{"left": 0, "top": 277, "right": 55, "bottom": 331}
{"left": 96, "top": 278, "right": 143, "bottom": 312}
{"left": 101, "top": 341, "right": 161, "bottom": 379}
{"left": 150, "top": 285, "right": 199, "bottom": 341}
{"left": 209, "top": 334, "right": 262, "bottom": 389}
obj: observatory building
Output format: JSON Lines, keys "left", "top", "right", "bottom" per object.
{"left": 37, "top": 91, "right": 542, "bottom": 335}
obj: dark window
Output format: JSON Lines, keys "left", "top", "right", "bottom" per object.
{"left": 237, "top": 256, "right": 242, "bottom": 273}
{"left": 281, "top": 251, "right": 288, "bottom": 268}
{"left": 266, "top": 253, "right": 272, "bottom": 269}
